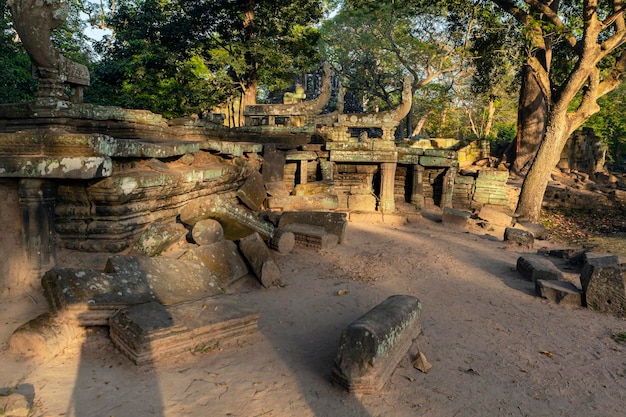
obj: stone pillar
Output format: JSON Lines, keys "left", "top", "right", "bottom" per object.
{"left": 410, "top": 164, "right": 424, "bottom": 209}
{"left": 441, "top": 167, "right": 458, "bottom": 209}
{"left": 299, "top": 160, "right": 308, "bottom": 184}
{"left": 320, "top": 160, "right": 334, "bottom": 182}
{"left": 379, "top": 162, "right": 396, "bottom": 213}
{"left": 19, "top": 179, "right": 56, "bottom": 271}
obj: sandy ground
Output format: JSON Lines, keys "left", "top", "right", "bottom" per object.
{"left": 1, "top": 214, "right": 626, "bottom": 417}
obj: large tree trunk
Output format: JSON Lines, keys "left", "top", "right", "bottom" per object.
{"left": 515, "top": 106, "right": 570, "bottom": 222}
{"left": 510, "top": 65, "right": 547, "bottom": 174}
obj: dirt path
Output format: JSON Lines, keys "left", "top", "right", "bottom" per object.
{"left": 1, "top": 217, "right": 625, "bottom": 417}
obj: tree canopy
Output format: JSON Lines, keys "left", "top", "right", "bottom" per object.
{"left": 86, "top": 0, "right": 324, "bottom": 117}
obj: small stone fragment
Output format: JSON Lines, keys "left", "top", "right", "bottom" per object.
{"left": 412, "top": 351, "right": 432, "bottom": 373}
{"left": 0, "top": 393, "right": 31, "bottom": 417}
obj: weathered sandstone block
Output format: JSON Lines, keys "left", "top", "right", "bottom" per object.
{"left": 278, "top": 211, "right": 348, "bottom": 243}
{"left": 516, "top": 255, "right": 563, "bottom": 282}
{"left": 109, "top": 296, "right": 260, "bottom": 365}
{"left": 580, "top": 255, "right": 626, "bottom": 317}
{"left": 535, "top": 279, "right": 582, "bottom": 306}
{"left": 281, "top": 223, "right": 338, "bottom": 250}
{"left": 178, "top": 240, "right": 249, "bottom": 289}
{"left": 331, "top": 295, "right": 422, "bottom": 394}
{"left": 238, "top": 233, "right": 281, "bottom": 288}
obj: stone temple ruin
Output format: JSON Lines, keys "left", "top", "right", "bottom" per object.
{"left": 1, "top": 2, "right": 624, "bottom": 400}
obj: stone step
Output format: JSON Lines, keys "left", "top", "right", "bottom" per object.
{"left": 109, "top": 297, "right": 259, "bottom": 365}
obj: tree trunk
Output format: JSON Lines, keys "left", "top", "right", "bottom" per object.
{"left": 411, "top": 113, "right": 429, "bottom": 136}
{"left": 515, "top": 106, "right": 570, "bottom": 222}
{"left": 484, "top": 98, "right": 495, "bottom": 138}
{"left": 511, "top": 65, "right": 547, "bottom": 174}
{"left": 242, "top": 80, "right": 257, "bottom": 106}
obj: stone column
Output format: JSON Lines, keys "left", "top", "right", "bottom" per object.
{"left": 410, "top": 164, "right": 424, "bottom": 209}
{"left": 299, "top": 160, "right": 308, "bottom": 184}
{"left": 379, "top": 162, "right": 396, "bottom": 213}
{"left": 441, "top": 167, "right": 458, "bottom": 209}
{"left": 320, "top": 160, "right": 334, "bottom": 182}
{"left": 19, "top": 179, "right": 56, "bottom": 271}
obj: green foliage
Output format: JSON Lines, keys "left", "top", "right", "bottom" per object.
{"left": 0, "top": 0, "right": 93, "bottom": 103}
{"left": 583, "top": 83, "right": 626, "bottom": 163}
{"left": 0, "top": 0, "right": 35, "bottom": 102}
{"left": 89, "top": 0, "right": 324, "bottom": 116}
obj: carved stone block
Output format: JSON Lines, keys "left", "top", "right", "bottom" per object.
{"left": 331, "top": 295, "right": 422, "bottom": 394}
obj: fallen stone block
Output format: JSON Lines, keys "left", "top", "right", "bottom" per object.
{"left": 104, "top": 255, "right": 223, "bottom": 306}
{"left": 42, "top": 268, "right": 153, "bottom": 325}
{"left": 580, "top": 255, "right": 626, "bottom": 317}
{"left": 331, "top": 295, "right": 422, "bottom": 394}
{"left": 504, "top": 227, "right": 534, "bottom": 250}
{"left": 278, "top": 211, "right": 348, "bottom": 243}
{"left": 268, "top": 228, "right": 295, "bottom": 254}
{"left": 178, "top": 241, "right": 249, "bottom": 289}
{"left": 477, "top": 206, "right": 513, "bottom": 227}
{"left": 238, "top": 233, "right": 282, "bottom": 288}
{"left": 442, "top": 207, "right": 471, "bottom": 227}
{"left": 281, "top": 223, "right": 338, "bottom": 250}
{"left": 109, "top": 297, "right": 260, "bottom": 365}
{"left": 514, "top": 221, "right": 548, "bottom": 239}
{"left": 191, "top": 218, "right": 224, "bottom": 245}
{"left": 9, "top": 312, "right": 85, "bottom": 360}
{"left": 237, "top": 170, "right": 266, "bottom": 211}
{"left": 535, "top": 280, "right": 582, "bottom": 307}
{"left": 180, "top": 195, "right": 274, "bottom": 240}
{"left": 516, "top": 255, "right": 563, "bottom": 282}
{"left": 130, "top": 222, "right": 188, "bottom": 257}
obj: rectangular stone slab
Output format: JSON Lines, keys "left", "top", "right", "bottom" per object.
{"left": 281, "top": 223, "right": 338, "bottom": 250}
{"left": 42, "top": 267, "right": 154, "bottom": 326}
{"left": 278, "top": 211, "right": 348, "bottom": 243}
{"left": 535, "top": 279, "right": 582, "bottom": 306}
{"left": 331, "top": 295, "right": 422, "bottom": 394}
{"left": 109, "top": 297, "right": 260, "bottom": 365}
{"left": 104, "top": 255, "right": 223, "bottom": 305}
{"left": 236, "top": 170, "right": 266, "bottom": 212}
{"left": 516, "top": 255, "right": 563, "bottom": 282}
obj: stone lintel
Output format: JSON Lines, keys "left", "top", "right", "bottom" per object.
{"left": 0, "top": 156, "right": 112, "bottom": 179}
{"left": 424, "top": 149, "right": 457, "bottom": 158}
{"left": 331, "top": 295, "right": 422, "bottom": 394}
{"left": 93, "top": 137, "right": 200, "bottom": 158}
{"left": 266, "top": 194, "right": 339, "bottom": 211}
{"left": 397, "top": 152, "right": 421, "bottom": 165}
{"left": 325, "top": 141, "right": 397, "bottom": 152}
{"left": 285, "top": 150, "right": 319, "bottom": 161}
{"left": 418, "top": 156, "right": 458, "bottom": 167}
{"left": 202, "top": 140, "right": 262, "bottom": 157}
{"left": 330, "top": 150, "right": 397, "bottom": 163}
